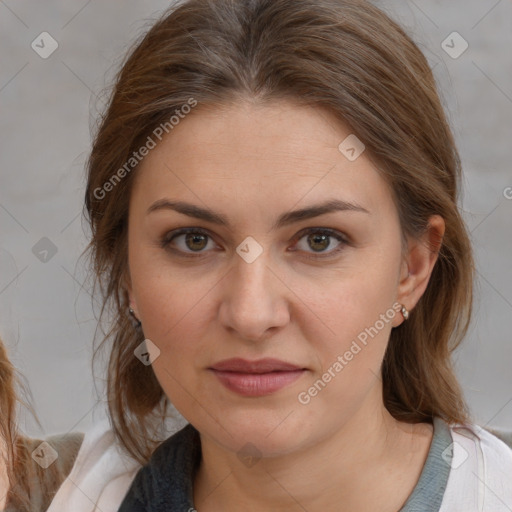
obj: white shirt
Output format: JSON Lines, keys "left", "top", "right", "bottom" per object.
{"left": 439, "top": 423, "right": 512, "bottom": 511}
{"left": 47, "top": 418, "right": 140, "bottom": 512}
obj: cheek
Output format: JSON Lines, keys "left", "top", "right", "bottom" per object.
{"left": 133, "top": 271, "right": 217, "bottom": 350}
{"left": 296, "top": 279, "right": 398, "bottom": 420}
{"left": 129, "top": 248, "right": 221, "bottom": 387}
{"left": 129, "top": 236, "right": 216, "bottom": 332}
{"left": 133, "top": 270, "right": 216, "bottom": 415}
{"left": 300, "top": 254, "right": 400, "bottom": 393}
{"left": 314, "top": 263, "right": 398, "bottom": 340}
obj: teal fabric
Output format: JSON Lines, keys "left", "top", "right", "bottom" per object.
{"left": 119, "top": 417, "right": 452, "bottom": 512}
{"left": 400, "top": 416, "right": 453, "bottom": 511}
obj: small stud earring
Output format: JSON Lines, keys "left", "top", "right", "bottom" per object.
{"left": 401, "top": 305, "right": 409, "bottom": 321}
{"left": 128, "top": 307, "right": 141, "bottom": 326}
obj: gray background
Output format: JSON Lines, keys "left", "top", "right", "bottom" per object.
{"left": 0, "top": 0, "right": 511, "bottom": 438}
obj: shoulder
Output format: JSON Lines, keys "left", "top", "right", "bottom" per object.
{"left": 47, "top": 418, "right": 141, "bottom": 512}
{"left": 127, "top": 422, "right": 199, "bottom": 477}
{"left": 440, "top": 422, "right": 512, "bottom": 511}
{"left": 151, "top": 422, "right": 199, "bottom": 466}
{"left": 117, "top": 423, "right": 200, "bottom": 511}
{"left": 4, "top": 432, "right": 84, "bottom": 511}
{"left": 484, "top": 425, "right": 512, "bottom": 450}
{"left": 128, "top": 422, "right": 199, "bottom": 485}
{"left": 21, "top": 430, "right": 84, "bottom": 474}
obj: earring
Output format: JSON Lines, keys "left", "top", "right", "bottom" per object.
{"left": 401, "top": 305, "right": 409, "bottom": 321}
{"left": 128, "top": 307, "right": 141, "bottom": 326}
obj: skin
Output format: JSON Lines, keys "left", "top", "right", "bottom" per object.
{"left": 126, "top": 99, "right": 444, "bottom": 511}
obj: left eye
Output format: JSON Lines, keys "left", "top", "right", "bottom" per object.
{"left": 292, "top": 228, "right": 347, "bottom": 257}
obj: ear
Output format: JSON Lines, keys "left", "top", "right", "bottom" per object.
{"left": 393, "top": 215, "right": 445, "bottom": 326}
{"left": 122, "top": 269, "right": 139, "bottom": 318}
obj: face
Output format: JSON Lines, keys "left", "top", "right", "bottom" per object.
{"left": 127, "top": 100, "right": 411, "bottom": 457}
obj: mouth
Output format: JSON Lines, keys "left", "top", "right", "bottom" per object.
{"left": 208, "top": 358, "right": 307, "bottom": 396}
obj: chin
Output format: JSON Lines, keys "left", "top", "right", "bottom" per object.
{"left": 201, "top": 409, "right": 312, "bottom": 457}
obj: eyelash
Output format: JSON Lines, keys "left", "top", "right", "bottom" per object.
{"left": 160, "top": 227, "right": 349, "bottom": 260}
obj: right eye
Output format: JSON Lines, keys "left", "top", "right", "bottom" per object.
{"left": 161, "top": 227, "right": 219, "bottom": 257}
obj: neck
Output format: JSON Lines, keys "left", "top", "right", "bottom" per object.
{"left": 193, "top": 386, "right": 433, "bottom": 512}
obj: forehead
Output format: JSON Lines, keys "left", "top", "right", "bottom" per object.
{"left": 132, "top": 100, "right": 394, "bottom": 219}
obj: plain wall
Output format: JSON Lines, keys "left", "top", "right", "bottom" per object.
{"left": 1, "top": 0, "right": 511, "bottom": 438}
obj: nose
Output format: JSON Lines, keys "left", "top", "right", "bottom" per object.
{"left": 218, "top": 249, "right": 290, "bottom": 342}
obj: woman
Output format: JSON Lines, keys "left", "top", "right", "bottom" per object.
{"left": 83, "top": 0, "right": 512, "bottom": 510}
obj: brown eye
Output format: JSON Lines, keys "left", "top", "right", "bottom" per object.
{"left": 293, "top": 228, "right": 347, "bottom": 258}
{"left": 161, "top": 228, "right": 216, "bottom": 256}
{"left": 183, "top": 232, "right": 208, "bottom": 251}
{"left": 307, "top": 233, "right": 331, "bottom": 252}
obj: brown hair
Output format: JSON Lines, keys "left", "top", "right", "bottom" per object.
{"left": 0, "top": 338, "right": 72, "bottom": 509}
{"left": 85, "top": 0, "right": 474, "bottom": 464}
{"left": 0, "top": 338, "right": 19, "bottom": 502}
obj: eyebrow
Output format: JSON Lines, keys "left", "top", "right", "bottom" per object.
{"left": 146, "top": 198, "right": 369, "bottom": 230}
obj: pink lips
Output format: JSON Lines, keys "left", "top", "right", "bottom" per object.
{"left": 209, "top": 358, "right": 306, "bottom": 397}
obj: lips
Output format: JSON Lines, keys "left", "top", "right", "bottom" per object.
{"left": 210, "top": 358, "right": 304, "bottom": 373}
{"left": 209, "top": 358, "right": 306, "bottom": 396}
